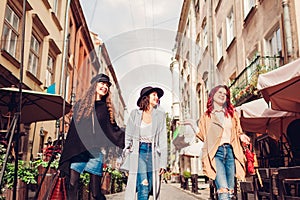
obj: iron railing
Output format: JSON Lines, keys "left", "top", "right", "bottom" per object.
{"left": 229, "top": 56, "right": 283, "bottom": 105}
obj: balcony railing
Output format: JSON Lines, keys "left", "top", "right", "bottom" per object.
{"left": 229, "top": 56, "right": 283, "bottom": 106}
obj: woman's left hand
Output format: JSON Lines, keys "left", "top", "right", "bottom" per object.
{"left": 240, "top": 134, "right": 250, "bottom": 144}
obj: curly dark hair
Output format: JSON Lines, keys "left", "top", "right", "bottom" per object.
{"left": 205, "top": 85, "right": 234, "bottom": 118}
{"left": 74, "top": 82, "right": 115, "bottom": 123}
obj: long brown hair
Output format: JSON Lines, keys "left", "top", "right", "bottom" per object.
{"left": 205, "top": 85, "right": 234, "bottom": 118}
{"left": 138, "top": 95, "right": 150, "bottom": 111}
{"left": 74, "top": 82, "right": 115, "bottom": 123}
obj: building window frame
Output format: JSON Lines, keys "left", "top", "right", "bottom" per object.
{"left": 226, "top": 8, "right": 234, "bottom": 48}
{"left": 49, "top": 0, "right": 59, "bottom": 16}
{"left": 202, "top": 22, "right": 208, "bottom": 49}
{"left": 28, "top": 35, "right": 40, "bottom": 77}
{"left": 243, "top": 0, "right": 256, "bottom": 19}
{"left": 1, "top": 5, "right": 20, "bottom": 58}
{"left": 45, "top": 54, "right": 55, "bottom": 87}
{"left": 216, "top": 29, "right": 223, "bottom": 62}
{"left": 264, "top": 27, "right": 282, "bottom": 57}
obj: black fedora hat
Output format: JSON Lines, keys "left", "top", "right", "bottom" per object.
{"left": 137, "top": 86, "right": 164, "bottom": 106}
{"left": 90, "top": 73, "right": 112, "bottom": 86}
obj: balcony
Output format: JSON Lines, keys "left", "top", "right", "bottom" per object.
{"left": 229, "top": 56, "right": 283, "bottom": 106}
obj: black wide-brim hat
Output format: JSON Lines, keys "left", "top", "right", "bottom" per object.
{"left": 90, "top": 73, "right": 112, "bottom": 87}
{"left": 137, "top": 86, "right": 164, "bottom": 106}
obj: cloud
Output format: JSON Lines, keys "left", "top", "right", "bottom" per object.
{"left": 80, "top": 0, "right": 184, "bottom": 113}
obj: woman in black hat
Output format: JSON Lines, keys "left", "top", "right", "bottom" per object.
{"left": 123, "top": 86, "right": 168, "bottom": 200}
{"left": 59, "top": 73, "right": 124, "bottom": 200}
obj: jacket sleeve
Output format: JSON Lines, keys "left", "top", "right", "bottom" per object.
{"left": 196, "top": 114, "right": 207, "bottom": 142}
{"left": 159, "top": 112, "right": 168, "bottom": 169}
{"left": 124, "top": 110, "right": 136, "bottom": 150}
{"left": 234, "top": 111, "right": 244, "bottom": 136}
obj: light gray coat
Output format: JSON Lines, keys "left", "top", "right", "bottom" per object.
{"left": 124, "top": 108, "right": 168, "bottom": 200}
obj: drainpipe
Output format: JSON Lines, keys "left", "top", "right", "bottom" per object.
{"left": 60, "top": 0, "right": 71, "bottom": 95}
{"left": 282, "top": 0, "right": 293, "bottom": 61}
{"left": 208, "top": 0, "right": 215, "bottom": 89}
{"left": 70, "top": 25, "right": 83, "bottom": 105}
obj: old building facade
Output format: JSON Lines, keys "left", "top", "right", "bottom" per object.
{"left": 172, "top": 0, "right": 300, "bottom": 184}
{"left": 0, "top": 0, "right": 126, "bottom": 162}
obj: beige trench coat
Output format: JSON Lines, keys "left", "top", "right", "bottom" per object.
{"left": 196, "top": 111, "right": 246, "bottom": 180}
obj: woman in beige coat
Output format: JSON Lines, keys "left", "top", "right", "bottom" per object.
{"left": 197, "top": 85, "right": 250, "bottom": 200}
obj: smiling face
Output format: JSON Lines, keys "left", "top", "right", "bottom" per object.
{"left": 95, "top": 82, "right": 110, "bottom": 100}
{"left": 213, "top": 87, "right": 227, "bottom": 107}
{"left": 149, "top": 91, "right": 160, "bottom": 108}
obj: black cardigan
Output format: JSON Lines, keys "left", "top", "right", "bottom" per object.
{"left": 59, "top": 100, "right": 125, "bottom": 176}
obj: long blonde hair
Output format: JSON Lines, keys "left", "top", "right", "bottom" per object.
{"left": 74, "top": 82, "right": 115, "bottom": 123}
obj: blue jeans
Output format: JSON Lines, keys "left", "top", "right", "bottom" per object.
{"left": 137, "top": 143, "right": 153, "bottom": 200}
{"left": 70, "top": 152, "right": 103, "bottom": 176}
{"left": 214, "top": 144, "right": 235, "bottom": 200}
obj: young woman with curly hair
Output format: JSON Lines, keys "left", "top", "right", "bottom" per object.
{"left": 197, "top": 85, "right": 250, "bottom": 200}
{"left": 59, "top": 73, "right": 124, "bottom": 200}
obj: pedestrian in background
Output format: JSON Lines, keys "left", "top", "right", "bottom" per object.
{"left": 59, "top": 73, "right": 124, "bottom": 200}
{"left": 124, "top": 86, "right": 168, "bottom": 200}
{"left": 196, "top": 85, "right": 250, "bottom": 200}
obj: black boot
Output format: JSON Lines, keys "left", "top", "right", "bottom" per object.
{"left": 68, "top": 169, "right": 80, "bottom": 200}
{"left": 89, "top": 174, "right": 106, "bottom": 200}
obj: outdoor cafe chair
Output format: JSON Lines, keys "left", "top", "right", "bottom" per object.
{"left": 277, "top": 166, "right": 300, "bottom": 200}
{"left": 254, "top": 168, "right": 278, "bottom": 200}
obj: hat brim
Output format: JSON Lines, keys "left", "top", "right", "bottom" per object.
{"left": 136, "top": 87, "right": 164, "bottom": 106}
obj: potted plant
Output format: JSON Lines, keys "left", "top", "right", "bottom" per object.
{"left": 101, "top": 164, "right": 112, "bottom": 194}
{"left": 33, "top": 145, "right": 61, "bottom": 199}
{"left": 0, "top": 144, "right": 38, "bottom": 199}
{"left": 110, "top": 169, "right": 123, "bottom": 193}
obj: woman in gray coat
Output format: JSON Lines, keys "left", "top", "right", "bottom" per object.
{"left": 124, "top": 86, "right": 168, "bottom": 200}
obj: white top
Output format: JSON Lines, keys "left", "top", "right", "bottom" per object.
{"left": 213, "top": 110, "right": 232, "bottom": 145}
{"left": 139, "top": 121, "right": 153, "bottom": 143}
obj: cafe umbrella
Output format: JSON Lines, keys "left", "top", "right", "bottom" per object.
{"left": 0, "top": 87, "right": 71, "bottom": 124}
{"left": 236, "top": 98, "right": 300, "bottom": 140}
{"left": 0, "top": 87, "right": 71, "bottom": 189}
{"left": 257, "top": 58, "right": 300, "bottom": 112}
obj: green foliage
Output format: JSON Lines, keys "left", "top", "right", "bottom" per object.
{"left": 1, "top": 159, "right": 39, "bottom": 189}
{"left": 0, "top": 145, "right": 61, "bottom": 192}
{"left": 33, "top": 153, "right": 60, "bottom": 169}
{"left": 80, "top": 172, "right": 90, "bottom": 186}
{"left": 111, "top": 169, "right": 122, "bottom": 179}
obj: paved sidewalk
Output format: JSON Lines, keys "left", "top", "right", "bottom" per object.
{"left": 167, "top": 182, "right": 211, "bottom": 200}
{"left": 105, "top": 182, "right": 211, "bottom": 200}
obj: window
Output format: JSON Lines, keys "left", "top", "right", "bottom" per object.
{"left": 186, "top": 20, "right": 190, "bottom": 38}
{"left": 244, "top": 0, "right": 255, "bottom": 19}
{"left": 226, "top": 8, "right": 234, "bottom": 47}
{"left": 49, "top": 0, "right": 58, "bottom": 16}
{"left": 2, "top": 5, "right": 20, "bottom": 57}
{"left": 203, "top": 23, "right": 208, "bottom": 48}
{"left": 216, "top": 30, "right": 223, "bottom": 61}
{"left": 45, "top": 55, "right": 54, "bottom": 87}
{"left": 265, "top": 28, "right": 282, "bottom": 56}
{"left": 28, "top": 35, "right": 40, "bottom": 76}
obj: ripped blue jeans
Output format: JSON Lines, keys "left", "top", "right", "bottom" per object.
{"left": 214, "top": 144, "right": 236, "bottom": 200}
{"left": 137, "top": 143, "right": 153, "bottom": 200}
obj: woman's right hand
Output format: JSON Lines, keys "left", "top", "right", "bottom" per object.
{"left": 240, "top": 134, "right": 250, "bottom": 145}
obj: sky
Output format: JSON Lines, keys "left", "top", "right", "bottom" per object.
{"left": 80, "top": 0, "right": 184, "bottom": 114}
